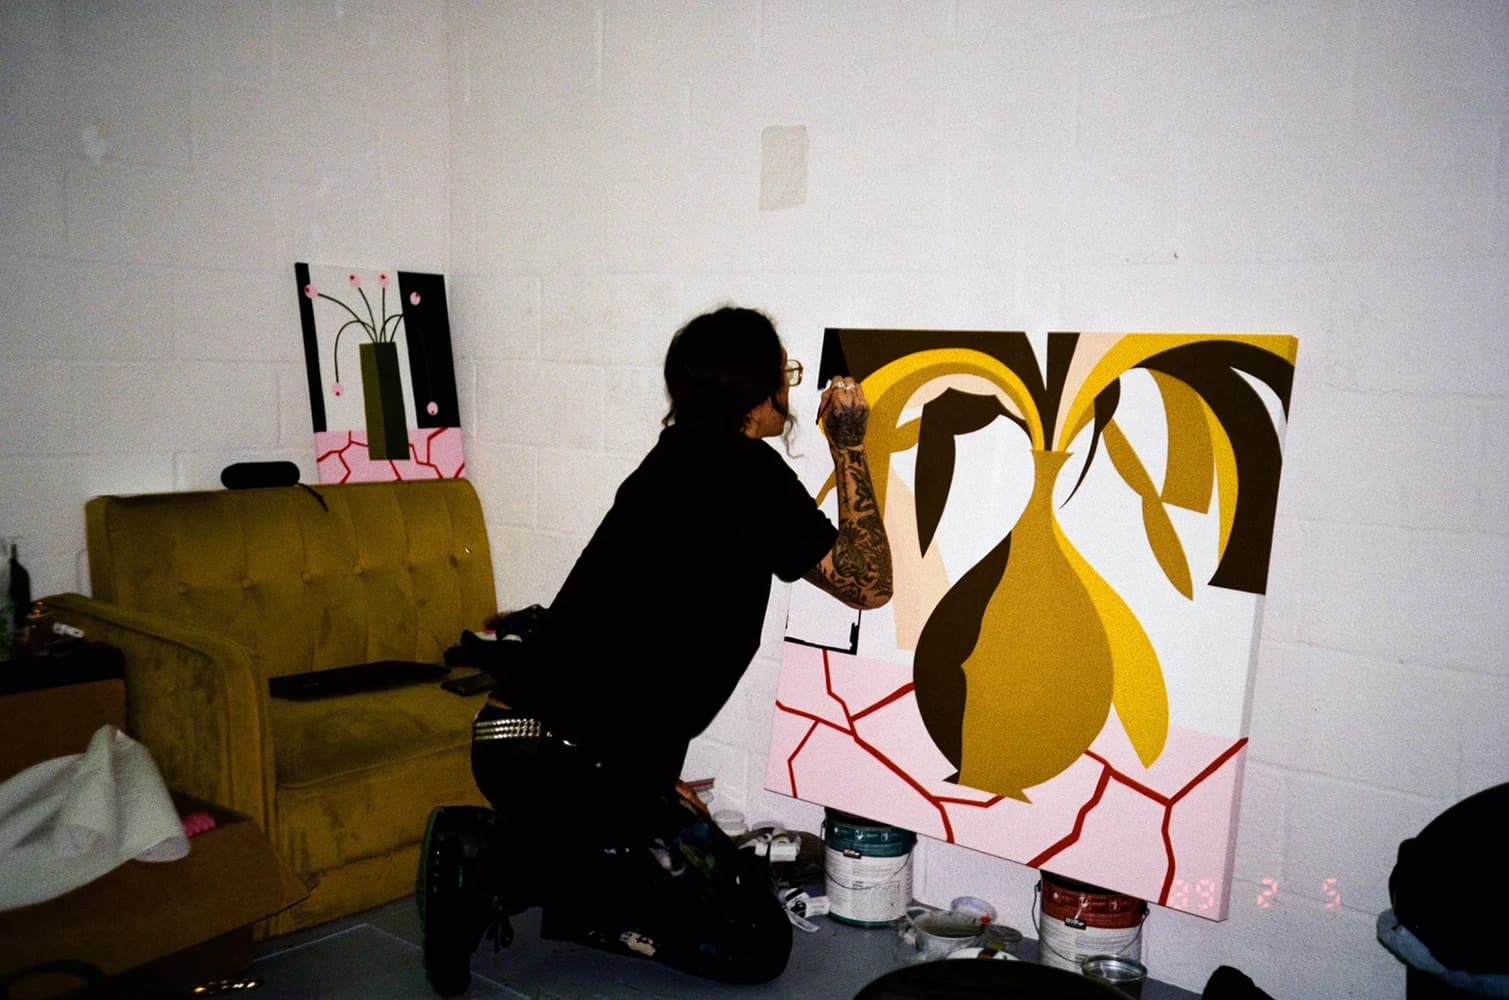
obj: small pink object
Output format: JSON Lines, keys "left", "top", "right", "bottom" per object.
{"left": 304, "top": 284, "right": 318, "bottom": 299}
{"left": 332, "top": 382, "right": 344, "bottom": 397}
{"left": 409, "top": 291, "right": 421, "bottom": 305}
{"left": 182, "top": 811, "right": 217, "bottom": 837}
{"left": 426, "top": 401, "right": 438, "bottom": 416}
{"left": 348, "top": 273, "right": 361, "bottom": 287}
{"left": 378, "top": 273, "right": 390, "bottom": 287}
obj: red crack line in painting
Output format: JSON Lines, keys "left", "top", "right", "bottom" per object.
{"left": 776, "top": 649, "right": 1006, "bottom": 842}
{"left": 1023, "top": 739, "right": 1247, "bottom": 904}
{"left": 774, "top": 648, "right": 1247, "bottom": 905}
{"left": 319, "top": 429, "right": 463, "bottom": 482}
{"left": 406, "top": 428, "right": 454, "bottom": 478}
{"left": 317, "top": 433, "right": 359, "bottom": 483}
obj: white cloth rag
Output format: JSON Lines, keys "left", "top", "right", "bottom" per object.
{"left": 0, "top": 725, "right": 188, "bottom": 911}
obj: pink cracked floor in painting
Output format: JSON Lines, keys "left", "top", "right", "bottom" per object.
{"left": 315, "top": 427, "right": 465, "bottom": 484}
{"left": 766, "top": 643, "right": 1246, "bottom": 919}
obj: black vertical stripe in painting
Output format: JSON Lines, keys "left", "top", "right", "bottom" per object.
{"left": 295, "top": 262, "right": 326, "bottom": 432}
{"left": 396, "top": 271, "right": 459, "bottom": 428}
{"left": 817, "top": 328, "right": 851, "bottom": 387}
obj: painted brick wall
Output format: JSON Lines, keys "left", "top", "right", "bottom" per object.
{"left": 0, "top": 1, "right": 450, "bottom": 596}
{"left": 2, "top": 3, "right": 1504, "bottom": 997}
{"left": 448, "top": 2, "right": 1508, "bottom": 997}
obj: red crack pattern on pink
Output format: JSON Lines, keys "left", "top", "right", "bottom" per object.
{"left": 315, "top": 427, "right": 465, "bottom": 483}
{"left": 768, "top": 646, "right": 1248, "bottom": 918}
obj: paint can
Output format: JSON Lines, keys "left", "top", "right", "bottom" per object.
{"left": 1034, "top": 871, "right": 1148, "bottom": 973}
{"left": 823, "top": 808, "right": 916, "bottom": 927}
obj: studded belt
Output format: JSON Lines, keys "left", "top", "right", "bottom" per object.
{"left": 472, "top": 715, "right": 550, "bottom": 743}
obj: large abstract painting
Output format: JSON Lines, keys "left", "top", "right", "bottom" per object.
{"left": 768, "top": 330, "right": 1298, "bottom": 920}
{"left": 295, "top": 263, "right": 464, "bottom": 483}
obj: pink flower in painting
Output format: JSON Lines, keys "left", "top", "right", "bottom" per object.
{"left": 409, "top": 291, "right": 421, "bottom": 305}
{"left": 307, "top": 270, "right": 407, "bottom": 388}
{"left": 426, "top": 401, "right": 439, "bottom": 416}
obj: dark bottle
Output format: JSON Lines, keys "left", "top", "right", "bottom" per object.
{"left": 9, "top": 543, "right": 30, "bottom": 638}
{"left": 23, "top": 600, "right": 53, "bottom": 655}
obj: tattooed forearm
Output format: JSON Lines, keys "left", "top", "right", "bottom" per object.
{"left": 825, "top": 405, "right": 869, "bottom": 450}
{"left": 817, "top": 444, "right": 893, "bottom": 608}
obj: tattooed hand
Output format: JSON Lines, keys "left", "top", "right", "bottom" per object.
{"left": 803, "top": 375, "right": 893, "bottom": 610}
{"left": 818, "top": 376, "right": 870, "bottom": 450}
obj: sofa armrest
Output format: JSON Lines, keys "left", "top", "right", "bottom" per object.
{"left": 45, "top": 593, "right": 275, "bottom": 832}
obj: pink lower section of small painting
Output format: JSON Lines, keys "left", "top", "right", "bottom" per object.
{"left": 314, "top": 428, "right": 466, "bottom": 483}
{"left": 766, "top": 643, "right": 1245, "bottom": 919}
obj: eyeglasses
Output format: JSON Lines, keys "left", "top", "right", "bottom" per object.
{"left": 783, "top": 360, "right": 804, "bottom": 387}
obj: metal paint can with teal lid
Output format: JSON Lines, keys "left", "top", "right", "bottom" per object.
{"left": 823, "top": 808, "right": 916, "bottom": 926}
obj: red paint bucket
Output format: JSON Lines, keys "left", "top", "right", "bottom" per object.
{"left": 1035, "top": 871, "right": 1148, "bottom": 973}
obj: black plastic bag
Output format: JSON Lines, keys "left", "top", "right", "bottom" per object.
{"left": 1389, "top": 783, "right": 1509, "bottom": 977}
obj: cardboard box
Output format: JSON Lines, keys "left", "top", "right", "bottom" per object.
{"left": 0, "top": 794, "right": 308, "bottom": 999}
{"left": 1, "top": 671, "right": 308, "bottom": 998}
{"left": 0, "top": 678, "right": 126, "bottom": 779}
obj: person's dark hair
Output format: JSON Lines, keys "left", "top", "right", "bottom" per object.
{"left": 662, "top": 306, "right": 792, "bottom": 440}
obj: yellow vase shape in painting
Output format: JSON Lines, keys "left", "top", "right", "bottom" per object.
{"left": 958, "top": 450, "right": 1114, "bottom": 801}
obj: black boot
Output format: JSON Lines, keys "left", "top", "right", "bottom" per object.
{"left": 417, "top": 806, "right": 513, "bottom": 996}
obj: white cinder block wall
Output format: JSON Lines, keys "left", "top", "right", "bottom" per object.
{"left": 3, "top": 2, "right": 1505, "bottom": 997}
{"left": 449, "top": 2, "right": 1507, "bottom": 998}
{"left": 0, "top": 1, "right": 450, "bottom": 596}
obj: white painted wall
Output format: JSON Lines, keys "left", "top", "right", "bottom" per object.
{"left": 448, "top": 3, "right": 1507, "bottom": 998}
{"left": 1, "top": 2, "right": 1504, "bottom": 996}
{"left": 0, "top": 0, "right": 449, "bottom": 596}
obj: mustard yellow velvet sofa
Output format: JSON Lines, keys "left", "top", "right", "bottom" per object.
{"left": 47, "top": 479, "right": 493, "bottom": 936}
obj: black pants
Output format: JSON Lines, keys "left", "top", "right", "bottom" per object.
{"left": 470, "top": 704, "right": 792, "bottom": 984}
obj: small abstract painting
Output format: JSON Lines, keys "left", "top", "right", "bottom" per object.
{"left": 768, "top": 329, "right": 1298, "bottom": 920}
{"left": 295, "top": 263, "right": 464, "bottom": 483}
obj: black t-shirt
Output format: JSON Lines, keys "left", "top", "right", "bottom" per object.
{"left": 511, "top": 422, "right": 837, "bottom": 785}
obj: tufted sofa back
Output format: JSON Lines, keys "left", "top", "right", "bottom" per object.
{"left": 84, "top": 480, "right": 495, "bottom": 682}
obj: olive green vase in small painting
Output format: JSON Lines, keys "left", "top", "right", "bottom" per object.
{"left": 359, "top": 341, "right": 409, "bottom": 460}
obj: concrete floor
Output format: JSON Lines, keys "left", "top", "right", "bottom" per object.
{"left": 250, "top": 896, "right": 1201, "bottom": 1000}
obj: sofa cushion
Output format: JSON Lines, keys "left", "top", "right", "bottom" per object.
{"left": 269, "top": 683, "right": 485, "bottom": 874}
{"left": 274, "top": 740, "right": 481, "bottom": 878}
{"left": 269, "top": 682, "right": 480, "bottom": 788}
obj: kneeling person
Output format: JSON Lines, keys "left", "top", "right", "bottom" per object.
{"left": 420, "top": 306, "right": 892, "bottom": 994}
